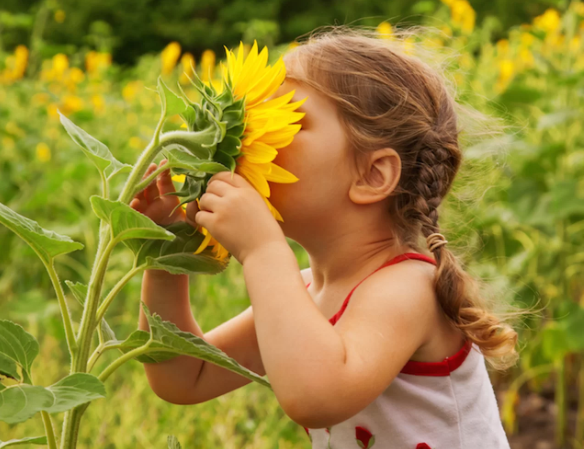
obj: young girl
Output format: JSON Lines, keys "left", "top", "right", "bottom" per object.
{"left": 131, "top": 26, "right": 518, "bottom": 449}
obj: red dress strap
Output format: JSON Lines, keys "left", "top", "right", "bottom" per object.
{"left": 304, "top": 252, "right": 437, "bottom": 325}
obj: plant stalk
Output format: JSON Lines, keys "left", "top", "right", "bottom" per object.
{"left": 96, "top": 264, "right": 145, "bottom": 323}
{"left": 576, "top": 356, "right": 584, "bottom": 443}
{"left": 97, "top": 341, "right": 153, "bottom": 383}
{"left": 555, "top": 357, "right": 567, "bottom": 448}
{"left": 46, "top": 260, "right": 78, "bottom": 361}
{"left": 60, "top": 119, "right": 167, "bottom": 449}
{"left": 41, "top": 410, "right": 58, "bottom": 449}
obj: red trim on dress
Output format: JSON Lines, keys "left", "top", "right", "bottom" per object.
{"left": 400, "top": 339, "right": 472, "bottom": 376}
{"left": 304, "top": 252, "right": 472, "bottom": 377}
{"left": 305, "top": 252, "right": 436, "bottom": 326}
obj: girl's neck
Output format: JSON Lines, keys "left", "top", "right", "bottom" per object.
{"left": 305, "top": 239, "right": 414, "bottom": 293}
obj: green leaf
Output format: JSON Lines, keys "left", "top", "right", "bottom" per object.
{"left": 134, "top": 221, "right": 230, "bottom": 275}
{"left": 58, "top": 110, "right": 133, "bottom": 180}
{"left": 90, "top": 196, "right": 175, "bottom": 244}
{"left": 167, "top": 435, "right": 182, "bottom": 449}
{"left": 44, "top": 373, "right": 106, "bottom": 414}
{"left": 0, "top": 203, "right": 84, "bottom": 265}
{"left": 0, "top": 436, "right": 48, "bottom": 447}
{"left": 162, "top": 146, "right": 229, "bottom": 174}
{"left": 0, "top": 321, "right": 39, "bottom": 384}
{"left": 65, "top": 281, "right": 116, "bottom": 342}
{"left": 550, "top": 180, "right": 584, "bottom": 219}
{"left": 140, "top": 302, "right": 271, "bottom": 388}
{"left": 0, "top": 373, "right": 105, "bottom": 424}
{"left": 0, "top": 385, "right": 53, "bottom": 424}
{"left": 0, "top": 354, "right": 19, "bottom": 382}
{"left": 541, "top": 322, "right": 571, "bottom": 362}
{"left": 158, "top": 77, "right": 188, "bottom": 120}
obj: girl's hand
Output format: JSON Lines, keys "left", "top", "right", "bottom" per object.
{"left": 194, "top": 171, "right": 287, "bottom": 265}
{"left": 130, "top": 159, "right": 199, "bottom": 227}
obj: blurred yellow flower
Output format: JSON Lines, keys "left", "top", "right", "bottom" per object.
{"left": 36, "top": 142, "right": 51, "bottom": 162}
{"left": 14, "top": 45, "right": 28, "bottom": 79}
{"left": 200, "top": 49, "right": 216, "bottom": 82}
{"left": 448, "top": 0, "right": 476, "bottom": 34}
{"left": 495, "top": 59, "right": 515, "bottom": 93}
{"left": 571, "top": 36, "right": 581, "bottom": 53}
{"left": 61, "top": 95, "right": 84, "bottom": 114}
{"left": 533, "top": 9, "right": 561, "bottom": 34}
{"left": 123, "top": 80, "right": 143, "bottom": 102}
{"left": 47, "top": 104, "right": 60, "bottom": 119}
{"left": 496, "top": 39, "right": 510, "bottom": 56}
{"left": 91, "top": 94, "right": 105, "bottom": 114}
{"left": 161, "top": 42, "right": 181, "bottom": 75}
{"left": 499, "top": 60, "right": 515, "bottom": 82}
{"left": 54, "top": 10, "right": 66, "bottom": 23}
{"left": 68, "top": 67, "right": 85, "bottom": 84}
{"left": 377, "top": 22, "right": 393, "bottom": 40}
{"left": 172, "top": 174, "right": 186, "bottom": 183}
{"left": 517, "top": 48, "right": 535, "bottom": 70}
{"left": 129, "top": 136, "right": 146, "bottom": 150}
{"left": 179, "top": 52, "right": 195, "bottom": 85}
{"left": 180, "top": 123, "right": 188, "bottom": 129}
{"left": 520, "top": 32, "right": 535, "bottom": 48}
{"left": 0, "top": 45, "right": 29, "bottom": 83}
{"left": 85, "top": 51, "right": 111, "bottom": 76}
{"left": 53, "top": 54, "right": 69, "bottom": 76}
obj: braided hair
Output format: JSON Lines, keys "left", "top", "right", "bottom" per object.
{"left": 285, "top": 25, "right": 518, "bottom": 368}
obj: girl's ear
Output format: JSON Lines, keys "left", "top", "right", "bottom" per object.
{"left": 348, "top": 148, "right": 401, "bottom": 205}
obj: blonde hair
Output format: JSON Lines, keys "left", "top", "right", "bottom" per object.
{"left": 284, "top": 25, "right": 518, "bottom": 369}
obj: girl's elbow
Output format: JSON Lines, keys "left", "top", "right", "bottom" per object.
{"left": 280, "top": 392, "right": 343, "bottom": 429}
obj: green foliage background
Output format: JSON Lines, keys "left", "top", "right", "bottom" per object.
{"left": 1, "top": 0, "right": 584, "bottom": 447}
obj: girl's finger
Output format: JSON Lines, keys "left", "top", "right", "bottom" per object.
{"left": 135, "top": 163, "right": 157, "bottom": 202}
{"left": 157, "top": 159, "right": 176, "bottom": 195}
{"left": 130, "top": 198, "right": 143, "bottom": 212}
{"left": 144, "top": 164, "right": 159, "bottom": 203}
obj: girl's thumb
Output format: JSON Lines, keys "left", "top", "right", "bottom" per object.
{"left": 185, "top": 200, "right": 199, "bottom": 227}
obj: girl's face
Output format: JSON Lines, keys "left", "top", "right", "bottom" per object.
{"left": 266, "top": 65, "right": 354, "bottom": 241}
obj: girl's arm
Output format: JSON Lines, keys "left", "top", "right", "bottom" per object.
{"left": 140, "top": 266, "right": 314, "bottom": 405}
{"left": 242, "top": 242, "right": 436, "bottom": 429}
{"left": 138, "top": 269, "right": 205, "bottom": 403}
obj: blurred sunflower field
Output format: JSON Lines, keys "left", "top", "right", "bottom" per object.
{"left": 1, "top": 0, "right": 584, "bottom": 448}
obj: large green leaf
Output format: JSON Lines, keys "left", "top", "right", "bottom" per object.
{"left": 90, "top": 196, "right": 175, "bottom": 244}
{"left": 132, "top": 221, "right": 229, "bottom": 275}
{"left": 58, "top": 110, "right": 133, "bottom": 180}
{"left": 0, "top": 203, "right": 84, "bottom": 265}
{"left": 0, "top": 373, "right": 106, "bottom": 424}
{"left": 158, "top": 77, "right": 188, "bottom": 120}
{"left": 0, "top": 321, "right": 39, "bottom": 384}
{"left": 65, "top": 281, "right": 116, "bottom": 342}
{"left": 44, "top": 373, "right": 106, "bottom": 414}
{"left": 139, "top": 302, "right": 271, "bottom": 388}
{"left": 0, "top": 436, "right": 48, "bottom": 447}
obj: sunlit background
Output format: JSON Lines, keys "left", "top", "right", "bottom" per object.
{"left": 1, "top": 0, "right": 583, "bottom": 448}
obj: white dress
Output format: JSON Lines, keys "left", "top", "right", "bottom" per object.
{"left": 302, "top": 252, "right": 510, "bottom": 449}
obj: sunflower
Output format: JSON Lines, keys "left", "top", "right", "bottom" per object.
{"left": 171, "top": 40, "right": 307, "bottom": 260}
